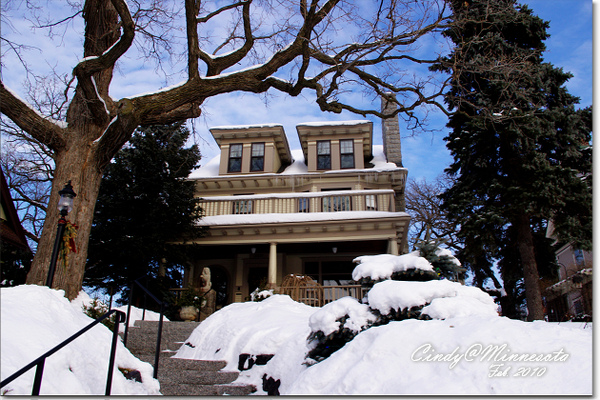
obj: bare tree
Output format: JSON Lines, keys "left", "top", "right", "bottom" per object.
{"left": 1, "top": 0, "right": 450, "bottom": 299}
{"left": 405, "top": 175, "right": 459, "bottom": 251}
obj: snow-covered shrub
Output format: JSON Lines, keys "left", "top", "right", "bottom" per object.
{"left": 307, "top": 245, "right": 495, "bottom": 363}
{"left": 251, "top": 288, "right": 274, "bottom": 302}
{"left": 82, "top": 297, "right": 116, "bottom": 331}
{"left": 414, "top": 240, "right": 466, "bottom": 280}
{"left": 367, "top": 280, "right": 498, "bottom": 323}
{"left": 352, "top": 253, "right": 439, "bottom": 288}
{"left": 306, "top": 297, "right": 377, "bottom": 362}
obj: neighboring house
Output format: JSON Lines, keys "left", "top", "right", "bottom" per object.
{"left": 1, "top": 167, "right": 32, "bottom": 286}
{"left": 544, "top": 222, "right": 593, "bottom": 321}
{"left": 182, "top": 99, "right": 410, "bottom": 309}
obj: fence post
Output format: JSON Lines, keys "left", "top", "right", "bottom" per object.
{"left": 105, "top": 310, "right": 126, "bottom": 395}
{"left": 31, "top": 359, "right": 45, "bottom": 396}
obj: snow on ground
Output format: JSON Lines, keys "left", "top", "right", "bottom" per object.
{"left": 175, "top": 295, "right": 592, "bottom": 395}
{"left": 1, "top": 282, "right": 593, "bottom": 395}
{"left": 1, "top": 285, "right": 160, "bottom": 395}
{"left": 288, "top": 317, "right": 592, "bottom": 395}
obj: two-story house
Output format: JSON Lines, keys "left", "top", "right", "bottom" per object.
{"left": 181, "top": 99, "right": 410, "bottom": 310}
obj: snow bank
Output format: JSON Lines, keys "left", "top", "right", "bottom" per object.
{"left": 367, "top": 280, "right": 498, "bottom": 318}
{"left": 288, "top": 317, "right": 592, "bottom": 395}
{"left": 352, "top": 252, "right": 435, "bottom": 281}
{"left": 172, "top": 293, "right": 591, "bottom": 395}
{"left": 174, "top": 295, "right": 315, "bottom": 394}
{"left": 308, "top": 296, "right": 377, "bottom": 335}
{"left": 0, "top": 285, "right": 160, "bottom": 395}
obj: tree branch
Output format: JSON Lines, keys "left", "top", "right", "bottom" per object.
{"left": 0, "top": 82, "right": 66, "bottom": 152}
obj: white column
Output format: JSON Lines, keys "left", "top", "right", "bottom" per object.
{"left": 388, "top": 238, "right": 399, "bottom": 256}
{"left": 268, "top": 242, "right": 278, "bottom": 288}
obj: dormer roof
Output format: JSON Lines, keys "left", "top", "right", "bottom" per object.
{"left": 209, "top": 124, "right": 293, "bottom": 165}
{"left": 296, "top": 120, "right": 373, "bottom": 163}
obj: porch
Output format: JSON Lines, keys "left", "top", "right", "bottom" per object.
{"left": 198, "top": 189, "right": 396, "bottom": 216}
{"left": 170, "top": 283, "right": 367, "bottom": 308}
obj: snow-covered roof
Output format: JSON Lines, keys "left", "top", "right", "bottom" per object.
{"left": 296, "top": 120, "right": 372, "bottom": 128}
{"left": 197, "top": 211, "right": 409, "bottom": 226}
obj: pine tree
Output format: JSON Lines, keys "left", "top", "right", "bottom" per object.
{"left": 432, "top": 0, "right": 592, "bottom": 320}
{"left": 84, "top": 123, "right": 205, "bottom": 299}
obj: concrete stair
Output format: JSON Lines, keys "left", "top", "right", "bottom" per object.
{"left": 125, "top": 320, "right": 256, "bottom": 396}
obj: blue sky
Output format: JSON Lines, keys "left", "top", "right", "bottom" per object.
{"left": 185, "top": 0, "right": 595, "bottom": 182}
{"left": 1, "top": 0, "right": 594, "bottom": 183}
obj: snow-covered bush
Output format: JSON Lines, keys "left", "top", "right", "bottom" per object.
{"left": 306, "top": 297, "right": 377, "bottom": 361}
{"left": 251, "top": 288, "right": 274, "bottom": 301}
{"left": 367, "top": 280, "right": 498, "bottom": 323}
{"left": 307, "top": 245, "right": 495, "bottom": 362}
{"left": 352, "top": 253, "right": 438, "bottom": 285}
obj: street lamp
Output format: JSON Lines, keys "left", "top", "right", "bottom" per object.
{"left": 46, "top": 181, "right": 77, "bottom": 287}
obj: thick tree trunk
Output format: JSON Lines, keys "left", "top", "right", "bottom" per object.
{"left": 513, "top": 213, "right": 545, "bottom": 321}
{"left": 26, "top": 139, "right": 104, "bottom": 300}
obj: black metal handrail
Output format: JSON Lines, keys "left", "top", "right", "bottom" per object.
{"left": 0, "top": 309, "right": 126, "bottom": 396}
{"left": 122, "top": 278, "right": 166, "bottom": 379}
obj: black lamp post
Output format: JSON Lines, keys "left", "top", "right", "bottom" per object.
{"left": 46, "top": 181, "right": 77, "bottom": 288}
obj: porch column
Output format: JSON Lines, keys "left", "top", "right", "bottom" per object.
{"left": 268, "top": 242, "right": 278, "bottom": 288}
{"left": 388, "top": 238, "right": 399, "bottom": 256}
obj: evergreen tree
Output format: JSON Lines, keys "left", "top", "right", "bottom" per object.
{"left": 85, "top": 123, "right": 204, "bottom": 299}
{"left": 432, "top": 0, "right": 592, "bottom": 320}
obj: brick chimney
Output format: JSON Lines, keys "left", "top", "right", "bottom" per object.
{"left": 381, "top": 95, "right": 403, "bottom": 167}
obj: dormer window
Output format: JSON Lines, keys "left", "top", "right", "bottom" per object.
{"left": 340, "top": 139, "right": 355, "bottom": 169}
{"left": 317, "top": 140, "right": 331, "bottom": 170}
{"left": 228, "top": 144, "right": 243, "bottom": 172}
{"left": 251, "top": 143, "right": 265, "bottom": 171}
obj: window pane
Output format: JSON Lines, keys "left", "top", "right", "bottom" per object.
{"left": 228, "top": 158, "right": 242, "bottom": 172}
{"left": 340, "top": 139, "right": 353, "bottom": 154}
{"left": 318, "top": 155, "right": 331, "bottom": 170}
{"left": 233, "top": 200, "right": 252, "bottom": 214}
{"left": 298, "top": 198, "right": 309, "bottom": 213}
{"left": 317, "top": 141, "right": 330, "bottom": 155}
{"left": 250, "top": 157, "right": 264, "bottom": 171}
{"left": 252, "top": 143, "right": 265, "bottom": 156}
{"left": 340, "top": 154, "right": 354, "bottom": 169}
{"left": 230, "top": 144, "right": 243, "bottom": 157}
{"left": 366, "top": 194, "right": 377, "bottom": 210}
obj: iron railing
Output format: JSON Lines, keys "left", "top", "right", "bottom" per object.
{"left": 122, "top": 278, "right": 166, "bottom": 380}
{"left": 0, "top": 309, "right": 125, "bottom": 396}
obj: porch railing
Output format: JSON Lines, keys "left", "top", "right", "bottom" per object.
{"left": 199, "top": 189, "right": 395, "bottom": 217}
{"left": 280, "top": 284, "right": 367, "bottom": 307}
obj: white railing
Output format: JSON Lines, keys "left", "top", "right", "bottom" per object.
{"left": 199, "top": 189, "right": 395, "bottom": 216}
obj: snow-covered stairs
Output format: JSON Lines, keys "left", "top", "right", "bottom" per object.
{"left": 125, "top": 320, "right": 256, "bottom": 396}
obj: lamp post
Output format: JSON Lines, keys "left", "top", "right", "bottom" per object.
{"left": 46, "top": 181, "right": 77, "bottom": 288}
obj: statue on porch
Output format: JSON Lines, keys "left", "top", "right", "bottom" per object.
{"left": 198, "top": 267, "right": 216, "bottom": 321}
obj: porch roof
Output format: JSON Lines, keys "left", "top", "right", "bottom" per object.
{"left": 196, "top": 211, "right": 409, "bottom": 226}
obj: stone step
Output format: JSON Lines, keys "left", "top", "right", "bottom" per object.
{"left": 124, "top": 336, "right": 185, "bottom": 355}
{"left": 158, "top": 368, "right": 239, "bottom": 386}
{"left": 159, "top": 383, "right": 257, "bottom": 396}
{"left": 134, "top": 320, "right": 201, "bottom": 333}
{"left": 138, "top": 355, "right": 227, "bottom": 371}
{"left": 124, "top": 321, "right": 256, "bottom": 396}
